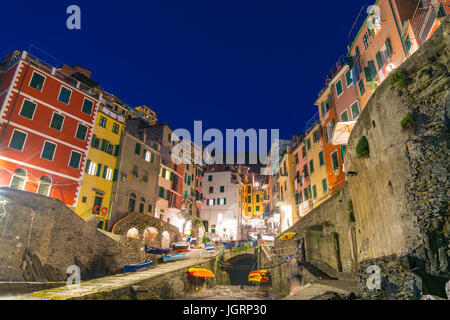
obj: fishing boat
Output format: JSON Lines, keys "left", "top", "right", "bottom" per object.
{"left": 279, "top": 232, "right": 296, "bottom": 241}
{"left": 172, "top": 242, "right": 190, "bottom": 252}
{"left": 123, "top": 260, "right": 153, "bottom": 273}
{"left": 221, "top": 241, "right": 236, "bottom": 249}
{"left": 188, "top": 268, "right": 215, "bottom": 278}
{"left": 145, "top": 244, "right": 172, "bottom": 255}
{"left": 162, "top": 253, "right": 186, "bottom": 262}
{"left": 248, "top": 270, "right": 270, "bottom": 283}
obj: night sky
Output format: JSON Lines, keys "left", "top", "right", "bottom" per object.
{"left": 1, "top": 0, "right": 370, "bottom": 142}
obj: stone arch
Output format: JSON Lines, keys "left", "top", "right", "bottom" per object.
{"left": 10, "top": 168, "right": 27, "bottom": 190}
{"left": 161, "top": 231, "right": 171, "bottom": 248}
{"left": 126, "top": 227, "right": 140, "bottom": 239}
{"left": 143, "top": 226, "right": 158, "bottom": 241}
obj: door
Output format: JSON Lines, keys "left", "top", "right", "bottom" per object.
{"left": 92, "top": 194, "right": 103, "bottom": 215}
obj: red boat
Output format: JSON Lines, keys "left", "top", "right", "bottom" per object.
{"left": 172, "top": 242, "right": 189, "bottom": 253}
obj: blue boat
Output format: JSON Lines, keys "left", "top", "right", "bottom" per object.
{"left": 145, "top": 244, "right": 172, "bottom": 255}
{"left": 162, "top": 253, "right": 186, "bottom": 263}
{"left": 123, "top": 260, "right": 153, "bottom": 272}
{"left": 222, "top": 242, "right": 236, "bottom": 249}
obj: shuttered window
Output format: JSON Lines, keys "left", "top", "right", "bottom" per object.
{"left": 335, "top": 80, "right": 343, "bottom": 96}
{"left": 41, "top": 141, "right": 56, "bottom": 161}
{"left": 58, "top": 86, "right": 72, "bottom": 104}
{"left": 68, "top": 151, "right": 82, "bottom": 169}
{"left": 345, "top": 70, "right": 352, "bottom": 87}
{"left": 385, "top": 38, "right": 392, "bottom": 57}
{"left": 319, "top": 151, "right": 325, "bottom": 166}
{"left": 20, "top": 100, "right": 37, "bottom": 119}
{"left": 29, "top": 72, "right": 45, "bottom": 91}
{"left": 50, "top": 113, "right": 64, "bottom": 131}
{"left": 322, "top": 178, "right": 328, "bottom": 192}
{"left": 82, "top": 99, "right": 93, "bottom": 115}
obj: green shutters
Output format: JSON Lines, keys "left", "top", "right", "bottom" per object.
{"left": 208, "top": 175, "right": 212, "bottom": 181}
{"left": 220, "top": 186, "right": 224, "bottom": 193}
{"left": 319, "top": 151, "right": 325, "bottom": 166}
{"left": 335, "top": 80, "right": 343, "bottom": 96}
{"left": 302, "top": 146, "right": 306, "bottom": 158}
{"left": 69, "top": 151, "right": 82, "bottom": 169}
{"left": 41, "top": 141, "right": 56, "bottom": 161}
{"left": 309, "top": 159, "right": 314, "bottom": 174}
{"left": 312, "top": 185, "right": 317, "bottom": 199}
{"left": 405, "top": 35, "right": 412, "bottom": 53}
{"left": 82, "top": 99, "right": 93, "bottom": 115}
{"left": 99, "top": 116, "right": 107, "bottom": 128}
{"left": 112, "top": 123, "right": 119, "bottom": 134}
{"left": 134, "top": 142, "right": 141, "bottom": 155}
{"left": 75, "top": 123, "right": 88, "bottom": 141}
{"left": 96, "top": 163, "right": 102, "bottom": 177}
{"left": 331, "top": 151, "right": 339, "bottom": 171}
{"left": 358, "top": 80, "right": 365, "bottom": 96}
{"left": 50, "top": 113, "right": 64, "bottom": 131}
{"left": 350, "top": 101, "right": 361, "bottom": 119}
{"left": 376, "top": 52, "right": 383, "bottom": 70}
{"left": 322, "top": 178, "right": 328, "bottom": 192}
{"left": 341, "top": 110, "right": 349, "bottom": 122}
{"left": 58, "top": 86, "right": 72, "bottom": 104}
{"left": 85, "top": 159, "right": 91, "bottom": 173}
{"left": 29, "top": 72, "right": 45, "bottom": 91}
{"left": 341, "top": 145, "right": 347, "bottom": 162}
{"left": 114, "top": 145, "right": 120, "bottom": 156}
{"left": 102, "top": 165, "right": 108, "bottom": 179}
{"left": 295, "top": 153, "right": 299, "bottom": 164}
{"left": 385, "top": 38, "right": 392, "bottom": 57}
{"left": 364, "top": 60, "right": 377, "bottom": 82}
{"left": 150, "top": 152, "right": 154, "bottom": 163}
{"left": 159, "top": 187, "right": 165, "bottom": 198}
{"left": 345, "top": 70, "right": 352, "bottom": 87}
{"left": 9, "top": 130, "right": 27, "bottom": 151}
{"left": 20, "top": 100, "right": 37, "bottom": 119}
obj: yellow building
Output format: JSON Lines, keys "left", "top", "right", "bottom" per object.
{"left": 75, "top": 103, "right": 125, "bottom": 229}
{"left": 306, "top": 123, "right": 331, "bottom": 208}
{"left": 276, "top": 151, "right": 297, "bottom": 230}
{"left": 243, "top": 182, "right": 265, "bottom": 219}
{"left": 130, "top": 105, "right": 157, "bottom": 125}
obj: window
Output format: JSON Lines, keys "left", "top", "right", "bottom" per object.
{"left": 358, "top": 79, "right": 365, "bottom": 96}
{"left": 363, "top": 31, "right": 370, "bottom": 50}
{"left": 208, "top": 175, "right": 212, "bottom": 181}
{"left": 247, "top": 195, "right": 251, "bottom": 203}
{"left": 87, "top": 161, "right": 97, "bottom": 175}
{"left": 385, "top": 38, "right": 392, "bottom": 57}
{"left": 256, "top": 206, "right": 260, "bottom": 212}
{"left": 128, "top": 193, "right": 136, "bottom": 212}
{"left": 319, "top": 151, "right": 325, "bottom": 166}
{"left": 256, "top": 194, "right": 260, "bottom": 202}
{"left": 312, "top": 185, "right": 317, "bottom": 199}
{"left": 335, "top": 80, "right": 343, "bottom": 96}
{"left": 143, "top": 170, "right": 149, "bottom": 183}
{"left": 19, "top": 100, "right": 37, "bottom": 119}
{"left": 302, "top": 146, "right": 306, "bottom": 158}
{"left": 91, "top": 134, "right": 100, "bottom": 149}
{"left": 340, "top": 110, "right": 349, "bottom": 122}
{"left": 405, "top": 35, "right": 411, "bottom": 53}
{"left": 37, "top": 176, "right": 52, "bottom": 196}
{"left": 113, "top": 169, "right": 118, "bottom": 182}
{"left": 9, "top": 130, "right": 27, "bottom": 151}
{"left": 58, "top": 86, "right": 72, "bottom": 104}
{"left": 313, "top": 129, "right": 321, "bottom": 143}
{"left": 132, "top": 165, "right": 139, "bottom": 177}
{"left": 144, "top": 150, "right": 151, "bottom": 162}
{"left": 82, "top": 99, "right": 93, "bottom": 115}
{"left": 75, "top": 123, "right": 88, "bottom": 141}
{"left": 350, "top": 101, "right": 361, "bottom": 119}
{"left": 50, "top": 113, "right": 64, "bottom": 131}
{"left": 102, "top": 165, "right": 108, "bottom": 179}
{"left": 139, "top": 197, "right": 145, "bottom": 213}
{"left": 209, "top": 186, "right": 213, "bottom": 193}
{"left": 322, "top": 178, "right": 328, "bottom": 192}
{"left": 99, "top": 116, "right": 107, "bottom": 128}
{"left": 331, "top": 151, "right": 339, "bottom": 171}
{"left": 68, "top": 151, "right": 82, "bottom": 169}
{"left": 96, "top": 163, "right": 102, "bottom": 177}
{"left": 29, "top": 72, "right": 45, "bottom": 91}
{"left": 135, "top": 143, "right": 141, "bottom": 155}
{"left": 295, "top": 153, "right": 299, "bottom": 164}
{"left": 112, "top": 123, "right": 119, "bottom": 134}
{"left": 248, "top": 207, "right": 251, "bottom": 212}
{"left": 148, "top": 203, "right": 152, "bottom": 214}
{"left": 364, "top": 60, "right": 377, "bottom": 82}
{"left": 41, "top": 141, "right": 56, "bottom": 161}
{"left": 309, "top": 159, "right": 314, "bottom": 174}
{"left": 10, "top": 168, "right": 27, "bottom": 190}
{"left": 345, "top": 70, "right": 352, "bottom": 87}
{"left": 220, "top": 186, "right": 224, "bottom": 193}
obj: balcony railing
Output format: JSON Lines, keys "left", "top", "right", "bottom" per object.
{"left": 410, "top": 0, "right": 445, "bottom": 46}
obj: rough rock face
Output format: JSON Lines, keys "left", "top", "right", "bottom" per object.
{"left": 0, "top": 188, "right": 147, "bottom": 282}
{"left": 345, "top": 16, "right": 450, "bottom": 298}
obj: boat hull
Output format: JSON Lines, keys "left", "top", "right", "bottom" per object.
{"left": 123, "top": 260, "right": 153, "bottom": 272}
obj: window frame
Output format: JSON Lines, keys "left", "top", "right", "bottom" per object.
{"left": 340, "top": 110, "right": 349, "bottom": 122}
{"left": 8, "top": 129, "right": 28, "bottom": 151}
{"left": 40, "top": 140, "right": 57, "bottom": 161}
{"left": 28, "top": 71, "right": 46, "bottom": 92}
{"left": 19, "top": 99, "right": 37, "bottom": 120}
{"left": 75, "top": 123, "right": 89, "bottom": 141}
{"left": 331, "top": 150, "right": 340, "bottom": 171}
{"left": 57, "top": 85, "right": 72, "bottom": 105}
{"left": 68, "top": 150, "right": 82, "bottom": 169}
{"left": 81, "top": 98, "right": 94, "bottom": 115}
{"left": 49, "top": 112, "right": 65, "bottom": 131}
{"left": 335, "top": 79, "right": 343, "bottom": 97}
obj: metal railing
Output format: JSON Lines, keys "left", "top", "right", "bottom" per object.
{"left": 410, "top": 0, "right": 446, "bottom": 46}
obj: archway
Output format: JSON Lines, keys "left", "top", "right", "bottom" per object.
{"left": 161, "top": 231, "right": 171, "bottom": 248}
{"left": 224, "top": 254, "right": 257, "bottom": 285}
{"left": 143, "top": 226, "right": 158, "bottom": 241}
{"left": 10, "top": 168, "right": 27, "bottom": 190}
{"left": 36, "top": 176, "right": 52, "bottom": 196}
{"left": 126, "top": 227, "right": 140, "bottom": 239}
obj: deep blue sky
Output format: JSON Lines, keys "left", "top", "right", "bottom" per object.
{"left": 1, "top": 0, "right": 370, "bottom": 140}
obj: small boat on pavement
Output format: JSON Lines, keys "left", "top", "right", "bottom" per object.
{"left": 279, "top": 232, "right": 296, "bottom": 241}
{"left": 188, "top": 268, "right": 215, "bottom": 278}
{"left": 123, "top": 260, "right": 153, "bottom": 273}
{"left": 172, "top": 242, "right": 190, "bottom": 252}
{"left": 145, "top": 244, "right": 172, "bottom": 255}
{"left": 162, "top": 253, "right": 186, "bottom": 262}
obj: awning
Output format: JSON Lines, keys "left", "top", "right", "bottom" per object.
{"left": 331, "top": 121, "right": 356, "bottom": 145}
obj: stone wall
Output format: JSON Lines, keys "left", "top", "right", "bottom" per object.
{"left": 344, "top": 16, "right": 449, "bottom": 298}
{"left": 270, "top": 186, "right": 357, "bottom": 297}
{"left": 0, "top": 188, "right": 147, "bottom": 282}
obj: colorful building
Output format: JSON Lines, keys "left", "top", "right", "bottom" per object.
{"left": 0, "top": 50, "right": 100, "bottom": 208}
{"left": 75, "top": 101, "right": 125, "bottom": 229}
{"left": 292, "top": 136, "right": 312, "bottom": 218}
